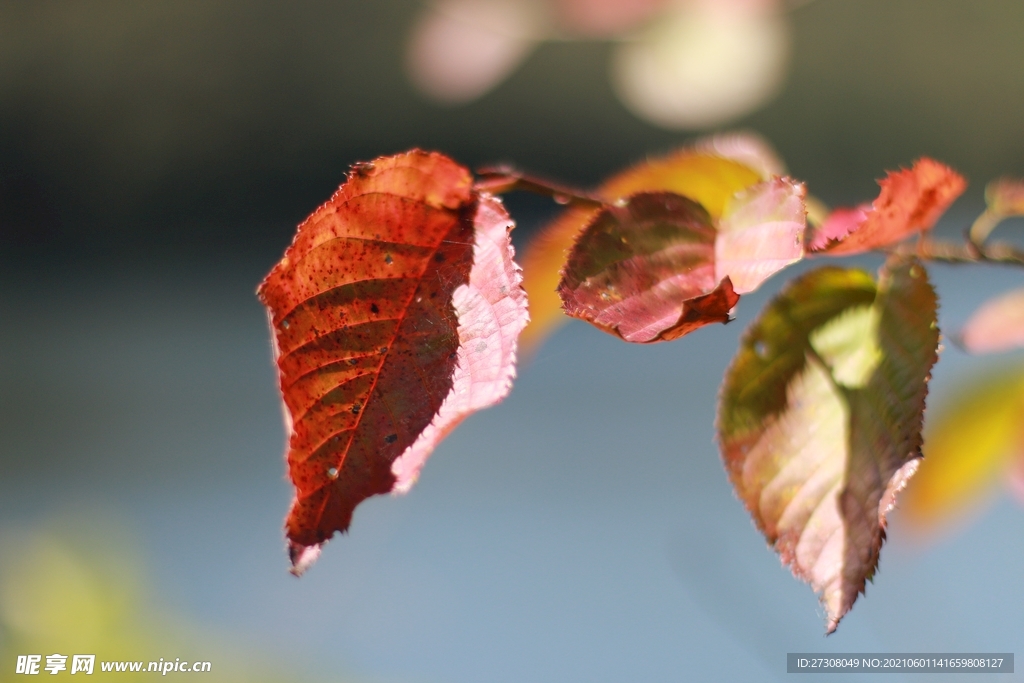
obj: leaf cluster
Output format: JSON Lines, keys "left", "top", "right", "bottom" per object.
{"left": 258, "top": 139, "right": 1024, "bottom": 632}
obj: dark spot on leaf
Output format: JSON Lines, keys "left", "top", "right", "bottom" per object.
{"left": 370, "top": 303, "right": 379, "bottom": 314}
{"left": 347, "top": 358, "right": 359, "bottom": 366}
{"left": 434, "top": 252, "right": 445, "bottom": 262}
{"left": 379, "top": 346, "right": 388, "bottom": 354}
{"left": 351, "top": 403, "right": 362, "bottom": 415}
{"left": 384, "top": 254, "right": 393, "bottom": 265}
{"left": 385, "top": 434, "right": 398, "bottom": 444}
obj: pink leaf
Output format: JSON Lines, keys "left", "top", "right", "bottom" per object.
{"left": 959, "top": 287, "right": 1024, "bottom": 354}
{"left": 391, "top": 193, "right": 529, "bottom": 491}
{"left": 808, "top": 205, "right": 870, "bottom": 252}
{"left": 715, "top": 176, "right": 806, "bottom": 293}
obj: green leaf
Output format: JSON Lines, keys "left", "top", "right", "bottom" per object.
{"left": 717, "top": 258, "right": 939, "bottom": 633}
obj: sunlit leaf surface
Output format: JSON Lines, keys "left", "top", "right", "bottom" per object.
{"left": 557, "top": 192, "right": 735, "bottom": 342}
{"left": 817, "top": 158, "right": 966, "bottom": 255}
{"left": 558, "top": 177, "right": 803, "bottom": 343}
{"left": 718, "top": 258, "right": 939, "bottom": 633}
{"left": 715, "top": 176, "right": 805, "bottom": 293}
{"left": 519, "top": 147, "right": 763, "bottom": 352}
{"left": 259, "top": 150, "right": 528, "bottom": 573}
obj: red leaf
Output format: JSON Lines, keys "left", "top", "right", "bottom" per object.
{"left": 558, "top": 177, "right": 804, "bottom": 343}
{"left": 518, "top": 146, "right": 764, "bottom": 352}
{"left": 557, "top": 192, "right": 730, "bottom": 343}
{"left": 821, "top": 158, "right": 966, "bottom": 255}
{"left": 258, "top": 150, "right": 528, "bottom": 574}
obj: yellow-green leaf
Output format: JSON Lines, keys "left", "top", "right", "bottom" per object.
{"left": 718, "top": 258, "right": 939, "bottom": 633}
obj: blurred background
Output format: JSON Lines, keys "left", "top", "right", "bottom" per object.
{"left": 1, "top": 1, "right": 1023, "bottom": 681}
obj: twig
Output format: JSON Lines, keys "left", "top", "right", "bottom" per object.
{"left": 896, "top": 237, "right": 1024, "bottom": 267}
{"left": 473, "top": 166, "right": 607, "bottom": 210}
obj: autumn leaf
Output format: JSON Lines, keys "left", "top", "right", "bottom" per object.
{"left": 901, "top": 365, "right": 1024, "bottom": 534}
{"left": 558, "top": 177, "right": 805, "bottom": 343}
{"left": 807, "top": 205, "right": 869, "bottom": 252}
{"left": 715, "top": 176, "right": 806, "bottom": 294}
{"left": 519, "top": 144, "right": 765, "bottom": 352}
{"left": 812, "top": 158, "right": 966, "bottom": 255}
{"left": 717, "top": 258, "right": 939, "bottom": 633}
{"left": 557, "top": 192, "right": 734, "bottom": 342}
{"left": 959, "top": 287, "right": 1024, "bottom": 354}
{"left": 258, "top": 150, "right": 528, "bottom": 574}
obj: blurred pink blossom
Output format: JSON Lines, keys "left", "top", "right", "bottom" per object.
{"left": 406, "top": 0, "right": 794, "bottom": 128}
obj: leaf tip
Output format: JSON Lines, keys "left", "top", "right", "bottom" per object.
{"left": 288, "top": 541, "right": 323, "bottom": 577}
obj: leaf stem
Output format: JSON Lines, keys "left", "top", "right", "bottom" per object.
{"left": 473, "top": 166, "right": 607, "bottom": 209}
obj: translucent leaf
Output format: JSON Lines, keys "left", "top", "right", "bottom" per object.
{"left": 556, "top": 192, "right": 729, "bottom": 342}
{"left": 959, "top": 287, "right": 1024, "bottom": 354}
{"left": 715, "top": 176, "right": 805, "bottom": 293}
{"left": 258, "top": 151, "right": 528, "bottom": 573}
{"left": 820, "top": 158, "right": 966, "bottom": 255}
{"left": 718, "top": 258, "right": 939, "bottom": 633}
{"left": 558, "top": 177, "right": 804, "bottom": 343}
{"left": 807, "top": 205, "right": 869, "bottom": 253}
{"left": 519, "top": 148, "right": 764, "bottom": 351}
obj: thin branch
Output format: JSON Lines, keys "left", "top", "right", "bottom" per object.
{"left": 473, "top": 166, "right": 607, "bottom": 210}
{"left": 894, "top": 237, "right": 1024, "bottom": 267}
